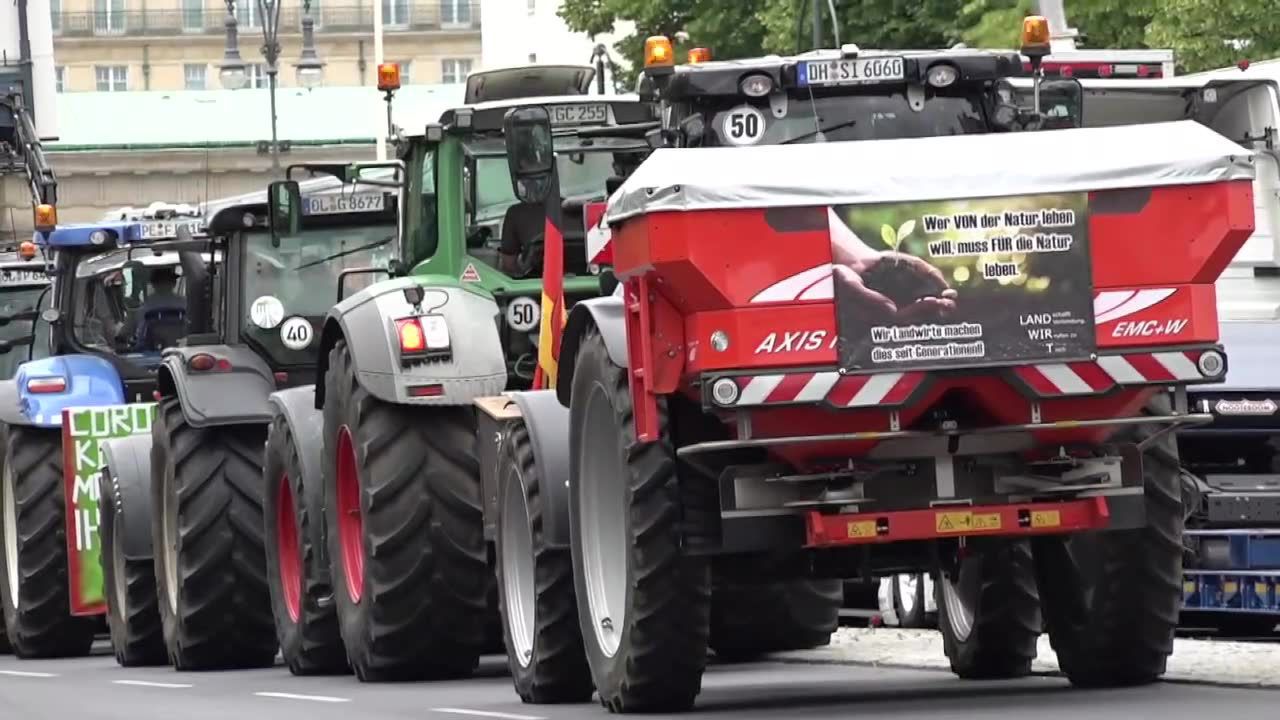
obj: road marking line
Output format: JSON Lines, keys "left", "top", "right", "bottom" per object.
{"left": 113, "top": 680, "right": 194, "bottom": 688}
{"left": 0, "top": 670, "right": 58, "bottom": 678}
{"left": 254, "top": 692, "right": 350, "bottom": 703}
{"left": 431, "top": 709, "right": 548, "bottom": 720}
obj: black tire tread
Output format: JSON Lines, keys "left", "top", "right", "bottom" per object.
{"left": 709, "top": 580, "right": 842, "bottom": 660}
{"left": 570, "top": 326, "right": 712, "bottom": 713}
{"left": 323, "top": 340, "right": 489, "bottom": 681}
{"left": 938, "top": 540, "right": 1041, "bottom": 679}
{"left": 264, "top": 413, "right": 346, "bottom": 675}
{"left": 1032, "top": 402, "right": 1183, "bottom": 687}
{"left": 497, "top": 421, "right": 592, "bottom": 702}
{"left": 99, "top": 469, "right": 166, "bottom": 666}
{"left": 0, "top": 426, "right": 96, "bottom": 658}
{"left": 152, "top": 398, "right": 278, "bottom": 670}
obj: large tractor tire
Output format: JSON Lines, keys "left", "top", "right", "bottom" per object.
{"left": 99, "top": 468, "right": 165, "bottom": 666}
{"left": 936, "top": 540, "right": 1041, "bottom": 679}
{"left": 1031, "top": 400, "right": 1183, "bottom": 688}
{"left": 0, "top": 425, "right": 96, "bottom": 657}
{"left": 709, "top": 580, "right": 842, "bottom": 661}
{"left": 263, "top": 413, "right": 346, "bottom": 675}
{"left": 322, "top": 340, "right": 489, "bottom": 681}
{"left": 0, "top": 426, "right": 8, "bottom": 656}
{"left": 496, "top": 420, "right": 593, "bottom": 703}
{"left": 151, "top": 398, "right": 278, "bottom": 670}
{"left": 568, "top": 326, "right": 712, "bottom": 713}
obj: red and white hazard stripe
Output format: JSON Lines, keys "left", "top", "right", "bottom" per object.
{"left": 1013, "top": 349, "right": 1218, "bottom": 396}
{"left": 732, "top": 371, "right": 924, "bottom": 408}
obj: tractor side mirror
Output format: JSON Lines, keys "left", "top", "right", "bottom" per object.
{"left": 1037, "top": 77, "right": 1084, "bottom": 129}
{"left": 268, "top": 180, "right": 303, "bottom": 247}
{"left": 503, "top": 106, "right": 555, "bottom": 205}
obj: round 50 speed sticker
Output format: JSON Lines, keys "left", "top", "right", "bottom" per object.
{"left": 505, "top": 296, "right": 540, "bottom": 332}
{"left": 720, "top": 104, "right": 767, "bottom": 146}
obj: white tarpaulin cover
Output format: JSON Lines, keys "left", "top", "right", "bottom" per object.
{"left": 604, "top": 120, "right": 1256, "bottom": 224}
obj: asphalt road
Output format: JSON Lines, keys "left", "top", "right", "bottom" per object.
{"left": 1, "top": 643, "right": 1277, "bottom": 720}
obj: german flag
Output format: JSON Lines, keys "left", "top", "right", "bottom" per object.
{"left": 533, "top": 166, "right": 566, "bottom": 390}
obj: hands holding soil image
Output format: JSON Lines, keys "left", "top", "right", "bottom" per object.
{"left": 828, "top": 208, "right": 959, "bottom": 324}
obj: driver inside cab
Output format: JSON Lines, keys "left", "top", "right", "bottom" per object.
{"left": 115, "top": 266, "right": 183, "bottom": 347}
{"left": 498, "top": 196, "right": 544, "bottom": 277}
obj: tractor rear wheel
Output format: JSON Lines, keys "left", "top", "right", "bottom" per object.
{"left": 496, "top": 420, "right": 593, "bottom": 703}
{"left": 568, "top": 326, "right": 711, "bottom": 713}
{"left": 99, "top": 467, "right": 165, "bottom": 666}
{"left": 151, "top": 398, "right": 278, "bottom": 670}
{"left": 323, "top": 340, "right": 489, "bottom": 681}
{"left": 1032, "top": 401, "right": 1183, "bottom": 687}
{"left": 0, "top": 425, "right": 96, "bottom": 658}
{"left": 709, "top": 580, "right": 842, "bottom": 661}
{"left": 937, "top": 540, "right": 1041, "bottom": 679}
{"left": 264, "top": 413, "right": 347, "bottom": 675}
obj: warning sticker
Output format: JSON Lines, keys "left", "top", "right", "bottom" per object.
{"left": 460, "top": 263, "right": 482, "bottom": 282}
{"left": 1030, "top": 510, "right": 1061, "bottom": 528}
{"left": 935, "top": 511, "right": 1002, "bottom": 534}
{"left": 846, "top": 520, "right": 876, "bottom": 539}
{"left": 1183, "top": 580, "right": 1196, "bottom": 594}
{"left": 1224, "top": 581, "right": 1239, "bottom": 595}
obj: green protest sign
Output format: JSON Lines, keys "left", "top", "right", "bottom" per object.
{"left": 61, "top": 403, "right": 156, "bottom": 615}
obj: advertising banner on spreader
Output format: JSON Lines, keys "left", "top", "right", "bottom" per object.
{"left": 830, "top": 193, "right": 1095, "bottom": 372}
{"left": 61, "top": 403, "right": 156, "bottom": 615}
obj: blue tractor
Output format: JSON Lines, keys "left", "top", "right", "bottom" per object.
{"left": 0, "top": 221, "right": 209, "bottom": 658}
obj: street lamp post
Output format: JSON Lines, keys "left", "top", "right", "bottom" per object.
{"left": 218, "top": 0, "right": 326, "bottom": 172}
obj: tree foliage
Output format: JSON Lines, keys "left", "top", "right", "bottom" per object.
{"left": 558, "top": 0, "right": 1280, "bottom": 85}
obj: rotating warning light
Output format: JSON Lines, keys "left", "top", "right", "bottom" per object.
{"left": 1021, "top": 16, "right": 1051, "bottom": 57}
{"left": 18, "top": 241, "right": 37, "bottom": 260}
{"left": 687, "top": 47, "right": 712, "bottom": 64}
{"left": 34, "top": 204, "right": 56, "bottom": 232}
{"left": 644, "top": 36, "right": 674, "bottom": 68}
{"left": 377, "top": 62, "right": 401, "bottom": 91}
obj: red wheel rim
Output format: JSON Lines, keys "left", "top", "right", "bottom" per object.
{"left": 276, "top": 473, "right": 303, "bottom": 623}
{"left": 336, "top": 426, "right": 364, "bottom": 603}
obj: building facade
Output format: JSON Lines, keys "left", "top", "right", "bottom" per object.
{"left": 50, "top": 0, "right": 481, "bottom": 93}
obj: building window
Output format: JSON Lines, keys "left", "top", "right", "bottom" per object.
{"left": 441, "top": 58, "right": 472, "bottom": 84}
{"left": 399, "top": 61, "right": 413, "bottom": 85}
{"left": 382, "top": 0, "right": 409, "bottom": 26}
{"left": 528, "top": 53, "right": 536, "bottom": 63}
{"left": 235, "top": 0, "right": 262, "bottom": 28}
{"left": 440, "top": 0, "right": 471, "bottom": 26}
{"left": 247, "top": 63, "right": 269, "bottom": 89}
{"left": 184, "top": 64, "right": 207, "bottom": 90}
{"left": 55, "top": 67, "right": 65, "bottom": 93}
{"left": 49, "top": 0, "right": 61, "bottom": 32}
{"left": 527, "top": 0, "right": 535, "bottom": 14}
{"left": 95, "top": 65, "right": 129, "bottom": 92}
{"left": 182, "top": 0, "right": 204, "bottom": 31}
{"left": 93, "top": 0, "right": 126, "bottom": 35}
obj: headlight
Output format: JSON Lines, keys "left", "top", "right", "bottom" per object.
{"left": 926, "top": 64, "right": 959, "bottom": 88}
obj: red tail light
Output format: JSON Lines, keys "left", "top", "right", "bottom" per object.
{"left": 395, "top": 315, "right": 451, "bottom": 362}
{"left": 396, "top": 318, "right": 427, "bottom": 353}
{"left": 407, "top": 384, "right": 444, "bottom": 397}
{"left": 188, "top": 353, "right": 232, "bottom": 372}
{"left": 26, "top": 377, "right": 66, "bottom": 394}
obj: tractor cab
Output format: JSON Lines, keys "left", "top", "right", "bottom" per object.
{"left": 213, "top": 162, "right": 402, "bottom": 380}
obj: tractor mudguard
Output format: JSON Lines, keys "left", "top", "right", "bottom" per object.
{"left": 266, "top": 386, "right": 329, "bottom": 572}
{"left": 556, "top": 295, "right": 629, "bottom": 407}
{"left": 100, "top": 434, "right": 154, "bottom": 561}
{"left": 7, "top": 355, "right": 127, "bottom": 428}
{"left": 507, "top": 389, "right": 573, "bottom": 548}
{"left": 315, "top": 277, "right": 506, "bottom": 409}
{"left": 158, "top": 346, "right": 274, "bottom": 428}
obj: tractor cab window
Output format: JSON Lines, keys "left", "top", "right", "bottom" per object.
{"left": 71, "top": 248, "right": 198, "bottom": 356}
{"left": 690, "top": 92, "right": 989, "bottom": 147}
{"left": 240, "top": 224, "right": 395, "bottom": 363}
{"left": 0, "top": 281, "right": 47, "bottom": 378}
{"left": 464, "top": 136, "right": 643, "bottom": 280}
{"left": 406, "top": 141, "right": 439, "bottom": 266}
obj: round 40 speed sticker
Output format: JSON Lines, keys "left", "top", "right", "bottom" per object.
{"left": 505, "top": 296, "right": 540, "bottom": 332}
{"left": 279, "top": 316, "right": 314, "bottom": 350}
{"left": 249, "top": 295, "right": 285, "bottom": 329}
{"left": 720, "top": 104, "right": 767, "bottom": 146}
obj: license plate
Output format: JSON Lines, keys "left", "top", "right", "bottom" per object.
{"left": 303, "top": 192, "right": 386, "bottom": 215}
{"left": 548, "top": 103, "right": 608, "bottom": 126}
{"left": 0, "top": 268, "right": 46, "bottom": 286}
{"left": 798, "top": 56, "right": 905, "bottom": 86}
{"left": 141, "top": 220, "right": 202, "bottom": 239}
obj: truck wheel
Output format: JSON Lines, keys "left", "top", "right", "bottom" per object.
{"left": 323, "top": 340, "right": 489, "bottom": 681}
{"left": 151, "top": 398, "right": 278, "bottom": 670}
{"left": 893, "top": 574, "right": 937, "bottom": 628}
{"left": 496, "top": 420, "right": 593, "bottom": 702}
{"left": 99, "top": 469, "right": 165, "bottom": 666}
{"left": 264, "top": 414, "right": 346, "bottom": 675}
{"left": 1032, "top": 406, "right": 1182, "bottom": 687}
{"left": 709, "top": 580, "right": 842, "bottom": 661}
{"left": 937, "top": 540, "right": 1040, "bottom": 679}
{"left": 568, "top": 326, "right": 712, "bottom": 713}
{"left": 0, "top": 426, "right": 96, "bottom": 657}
